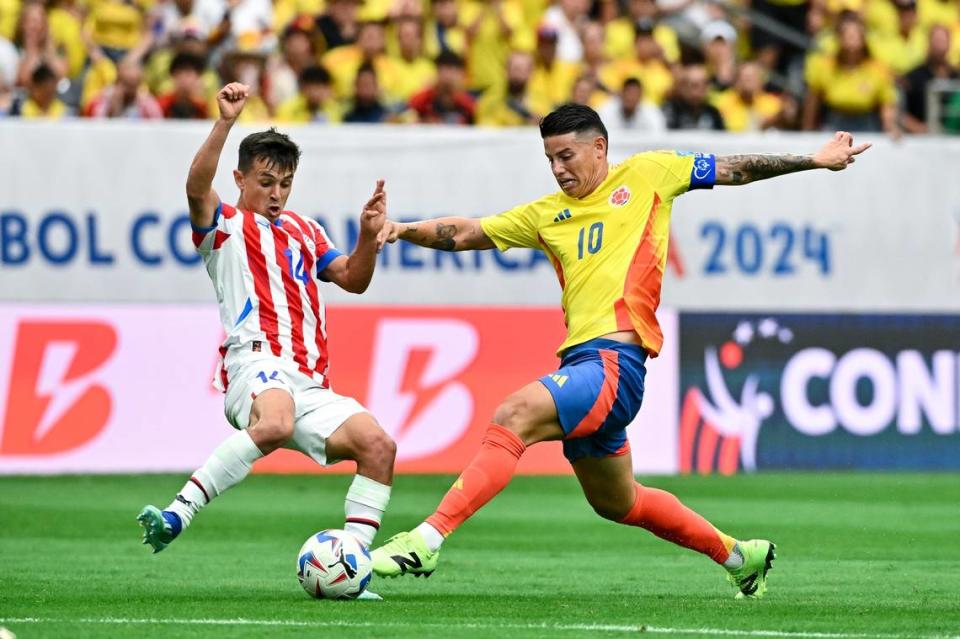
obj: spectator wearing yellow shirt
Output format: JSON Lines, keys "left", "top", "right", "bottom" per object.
{"left": 84, "top": 0, "right": 148, "bottom": 62}
{"left": 918, "top": 0, "right": 956, "bottom": 29}
{"left": 528, "top": 24, "right": 579, "bottom": 109}
{"left": 600, "top": 21, "right": 673, "bottom": 104}
{"left": 462, "top": 0, "right": 530, "bottom": 92}
{"left": 11, "top": 62, "right": 68, "bottom": 117}
{"left": 476, "top": 49, "right": 549, "bottom": 125}
{"left": 869, "top": 0, "right": 928, "bottom": 75}
{"left": 423, "top": 0, "right": 467, "bottom": 58}
{"left": 389, "top": 17, "right": 437, "bottom": 103}
{"left": 803, "top": 13, "right": 899, "bottom": 135}
{"left": 711, "top": 61, "right": 783, "bottom": 131}
{"left": 322, "top": 20, "right": 401, "bottom": 101}
{"left": 0, "top": 0, "right": 17, "bottom": 40}
{"left": 14, "top": 1, "right": 68, "bottom": 87}
{"left": 47, "top": 0, "right": 86, "bottom": 80}
{"left": 277, "top": 64, "right": 343, "bottom": 123}
{"left": 605, "top": 0, "right": 680, "bottom": 64}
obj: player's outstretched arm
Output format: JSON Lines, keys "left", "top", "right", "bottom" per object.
{"left": 376, "top": 217, "right": 495, "bottom": 252}
{"left": 186, "top": 83, "right": 248, "bottom": 228}
{"left": 322, "top": 180, "right": 386, "bottom": 294}
{"left": 715, "top": 131, "right": 871, "bottom": 186}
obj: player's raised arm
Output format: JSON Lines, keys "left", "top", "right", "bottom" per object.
{"left": 322, "top": 179, "right": 387, "bottom": 294}
{"left": 715, "top": 131, "right": 871, "bottom": 186}
{"left": 376, "top": 217, "right": 495, "bottom": 252}
{"left": 185, "top": 83, "right": 249, "bottom": 229}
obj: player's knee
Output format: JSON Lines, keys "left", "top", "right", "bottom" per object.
{"left": 251, "top": 413, "right": 294, "bottom": 449}
{"left": 587, "top": 495, "right": 631, "bottom": 522}
{"left": 355, "top": 427, "right": 396, "bottom": 469}
{"left": 493, "top": 394, "right": 535, "bottom": 436}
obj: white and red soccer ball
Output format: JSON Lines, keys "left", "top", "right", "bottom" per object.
{"left": 297, "top": 529, "right": 373, "bottom": 599}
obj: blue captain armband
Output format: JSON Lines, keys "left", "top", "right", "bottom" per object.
{"left": 676, "top": 152, "right": 716, "bottom": 189}
{"left": 688, "top": 153, "right": 716, "bottom": 189}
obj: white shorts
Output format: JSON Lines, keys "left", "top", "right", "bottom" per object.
{"left": 223, "top": 355, "right": 367, "bottom": 466}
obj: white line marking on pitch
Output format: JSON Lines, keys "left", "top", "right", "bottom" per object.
{"left": 0, "top": 617, "right": 956, "bottom": 639}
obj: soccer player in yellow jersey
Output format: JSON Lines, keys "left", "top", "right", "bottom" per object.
{"left": 371, "top": 103, "right": 870, "bottom": 599}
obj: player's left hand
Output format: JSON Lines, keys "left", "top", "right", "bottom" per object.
{"left": 359, "top": 179, "right": 387, "bottom": 239}
{"left": 814, "top": 131, "right": 872, "bottom": 171}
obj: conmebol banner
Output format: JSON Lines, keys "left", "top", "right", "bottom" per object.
{"left": 679, "top": 313, "right": 960, "bottom": 472}
{"left": 2, "top": 122, "right": 959, "bottom": 311}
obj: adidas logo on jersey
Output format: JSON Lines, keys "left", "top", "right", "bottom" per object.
{"left": 553, "top": 209, "right": 573, "bottom": 223}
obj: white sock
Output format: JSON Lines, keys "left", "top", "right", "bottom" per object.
{"left": 166, "top": 430, "right": 263, "bottom": 528}
{"left": 415, "top": 522, "right": 445, "bottom": 553}
{"left": 343, "top": 474, "right": 391, "bottom": 547}
{"left": 723, "top": 542, "right": 745, "bottom": 569}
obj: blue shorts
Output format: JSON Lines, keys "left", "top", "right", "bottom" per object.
{"left": 539, "top": 338, "right": 648, "bottom": 464}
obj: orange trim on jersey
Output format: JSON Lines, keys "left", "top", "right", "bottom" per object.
{"left": 537, "top": 233, "right": 565, "bottom": 290}
{"left": 613, "top": 193, "right": 665, "bottom": 356}
{"left": 567, "top": 349, "right": 620, "bottom": 439}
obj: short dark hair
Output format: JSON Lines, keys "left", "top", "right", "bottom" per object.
{"left": 31, "top": 63, "right": 57, "bottom": 85}
{"left": 356, "top": 61, "right": 377, "bottom": 78}
{"left": 622, "top": 77, "right": 643, "bottom": 91}
{"left": 435, "top": 50, "right": 465, "bottom": 69}
{"left": 238, "top": 128, "right": 302, "bottom": 174}
{"left": 170, "top": 51, "right": 206, "bottom": 75}
{"left": 539, "top": 103, "right": 608, "bottom": 145}
{"left": 299, "top": 65, "right": 331, "bottom": 86}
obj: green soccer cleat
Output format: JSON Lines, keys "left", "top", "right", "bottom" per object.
{"left": 137, "top": 505, "right": 181, "bottom": 553}
{"left": 371, "top": 531, "right": 440, "bottom": 578}
{"left": 726, "top": 539, "right": 776, "bottom": 599}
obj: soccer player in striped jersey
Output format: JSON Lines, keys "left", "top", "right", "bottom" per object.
{"left": 137, "top": 83, "right": 396, "bottom": 572}
{"left": 371, "top": 103, "right": 870, "bottom": 599}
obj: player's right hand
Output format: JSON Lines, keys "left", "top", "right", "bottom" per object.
{"left": 376, "top": 220, "right": 404, "bottom": 253}
{"left": 217, "top": 83, "right": 249, "bottom": 122}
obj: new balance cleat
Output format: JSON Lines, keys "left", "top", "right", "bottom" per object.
{"left": 371, "top": 531, "right": 439, "bottom": 578}
{"left": 137, "top": 505, "right": 181, "bottom": 553}
{"left": 727, "top": 539, "right": 776, "bottom": 599}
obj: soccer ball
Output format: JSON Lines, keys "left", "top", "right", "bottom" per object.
{"left": 297, "top": 529, "right": 372, "bottom": 599}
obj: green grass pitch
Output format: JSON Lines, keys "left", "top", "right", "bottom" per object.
{"left": 1, "top": 473, "right": 958, "bottom": 639}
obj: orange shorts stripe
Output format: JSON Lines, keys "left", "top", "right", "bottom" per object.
{"left": 567, "top": 349, "right": 620, "bottom": 439}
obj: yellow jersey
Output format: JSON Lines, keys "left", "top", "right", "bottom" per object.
{"left": 481, "top": 151, "right": 714, "bottom": 356}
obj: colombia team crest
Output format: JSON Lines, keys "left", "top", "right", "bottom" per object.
{"left": 609, "top": 186, "right": 631, "bottom": 207}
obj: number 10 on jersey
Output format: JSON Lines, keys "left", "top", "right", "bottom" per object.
{"left": 577, "top": 222, "right": 604, "bottom": 260}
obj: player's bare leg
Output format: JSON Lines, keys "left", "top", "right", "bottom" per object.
{"left": 138, "top": 390, "right": 293, "bottom": 552}
{"left": 373, "top": 381, "right": 563, "bottom": 577}
{"left": 324, "top": 412, "right": 396, "bottom": 548}
{"left": 572, "top": 452, "right": 776, "bottom": 599}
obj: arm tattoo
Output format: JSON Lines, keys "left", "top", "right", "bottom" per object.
{"left": 716, "top": 154, "right": 817, "bottom": 185}
{"left": 399, "top": 222, "right": 458, "bottom": 251}
{"left": 431, "top": 223, "right": 457, "bottom": 251}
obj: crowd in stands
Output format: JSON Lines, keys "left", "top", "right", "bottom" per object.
{"left": 1, "top": 0, "right": 958, "bottom": 133}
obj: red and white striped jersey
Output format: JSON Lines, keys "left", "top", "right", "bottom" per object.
{"left": 192, "top": 201, "right": 343, "bottom": 391}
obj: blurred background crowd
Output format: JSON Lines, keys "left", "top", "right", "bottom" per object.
{"left": 1, "top": 0, "right": 959, "bottom": 133}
